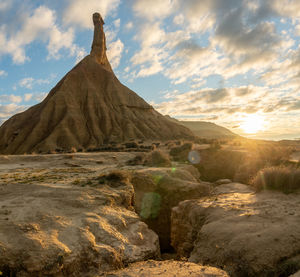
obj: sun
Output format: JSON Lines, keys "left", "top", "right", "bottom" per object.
{"left": 240, "top": 114, "right": 265, "bottom": 134}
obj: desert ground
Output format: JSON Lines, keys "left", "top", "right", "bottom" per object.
{"left": 0, "top": 141, "right": 300, "bottom": 277}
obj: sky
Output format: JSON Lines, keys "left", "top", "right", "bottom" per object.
{"left": 0, "top": 0, "right": 300, "bottom": 140}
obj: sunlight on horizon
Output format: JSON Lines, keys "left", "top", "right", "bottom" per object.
{"left": 240, "top": 114, "right": 266, "bottom": 134}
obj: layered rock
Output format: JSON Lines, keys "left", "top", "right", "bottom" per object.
{"left": 0, "top": 172, "right": 160, "bottom": 276}
{"left": 0, "top": 13, "right": 193, "bottom": 154}
{"left": 131, "top": 166, "right": 211, "bottom": 251}
{"left": 171, "top": 183, "right": 300, "bottom": 276}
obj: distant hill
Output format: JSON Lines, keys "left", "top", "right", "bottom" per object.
{"left": 165, "top": 116, "right": 238, "bottom": 139}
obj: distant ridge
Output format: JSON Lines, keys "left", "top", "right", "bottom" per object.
{"left": 0, "top": 13, "right": 194, "bottom": 154}
{"left": 165, "top": 116, "right": 238, "bottom": 139}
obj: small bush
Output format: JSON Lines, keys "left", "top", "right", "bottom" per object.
{"left": 97, "top": 170, "right": 129, "bottom": 187}
{"left": 195, "top": 149, "right": 245, "bottom": 182}
{"left": 126, "top": 154, "right": 146, "bottom": 166}
{"left": 251, "top": 166, "right": 300, "bottom": 193}
{"left": 124, "top": 142, "right": 138, "bottom": 149}
{"left": 170, "top": 142, "right": 193, "bottom": 162}
{"left": 144, "top": 150, "right": 171, "bottom": 167}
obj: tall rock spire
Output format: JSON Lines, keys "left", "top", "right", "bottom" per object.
{"left": 0, "top": 12, "right": 194, "bottom": 154}
{"left": 90, "top": 12, "right": 112, "bottom": 71}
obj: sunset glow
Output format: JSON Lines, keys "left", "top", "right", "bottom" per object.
{"left": 240, "top": 115, "right": 265, "bottom": 134}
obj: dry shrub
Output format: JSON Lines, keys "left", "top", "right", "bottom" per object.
{"left": 250, "top": 166, "right": 300, "bottom": 193}
{"left": 170, "top": 142, "right": 193, "bottom": 162}
{"left": 195, "top": 149, "right": 245, "bottom": 182}
{"left": 144, "top": 150, "right": 171, "bottom": 167}
{"left": 193, "top": 142, "right": 295, "bottom": 184}
{"left": 126, "top": 154, "right": 146, "bottom": 166}
{"left": 97, "top": 170, "right": 130, "bottom": 187}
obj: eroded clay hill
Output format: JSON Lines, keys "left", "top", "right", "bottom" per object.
{"left": 0, "top": 13, "right": 193, "bottom": 155}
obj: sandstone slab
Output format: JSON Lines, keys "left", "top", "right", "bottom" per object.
{"left": 171, "top": 183, "right": 300, "bottom": 276}
{"left": 0, "top": 173, "right": 160, "bottom": 276}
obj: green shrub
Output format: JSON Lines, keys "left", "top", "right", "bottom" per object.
{"left": 251, "top": 166, "right": 300, "bottom": 193}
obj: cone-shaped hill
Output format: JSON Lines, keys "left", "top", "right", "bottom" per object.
{"left": 0, "top": 13, "right": 194, "bottom": 154}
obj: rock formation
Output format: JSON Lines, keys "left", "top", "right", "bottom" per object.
{"left": 171, "top": 183, "right": 300, "bottom": 276}
{"left": 0, "top": 170, "right": 160, "bottom": 276}
{"left": 131, "top": 166, "right": 211, "bottom": 251}
{"left": 0, "top": 13, "right": 194, "bottom": 155}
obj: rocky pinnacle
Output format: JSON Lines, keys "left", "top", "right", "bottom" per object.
{"left": 90, "top": 12, "right": 111, "bottom": 70}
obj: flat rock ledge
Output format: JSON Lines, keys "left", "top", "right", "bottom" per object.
{"left": 171, "top": 183, "right": 300, "bottom": 277}
{"left": 102, "top": 260, "right": 229, "bottom": 277}
{"left": 0, "top": 178, "right": 160, "bottom": 276}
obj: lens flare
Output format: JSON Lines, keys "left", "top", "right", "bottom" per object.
{"left": 140, "top": 192, "right": 161, "bottom": 219}
{"left": 188, "top": 150, "right": 201, "bottom": 164}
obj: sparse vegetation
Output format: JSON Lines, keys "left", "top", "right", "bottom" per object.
{"left": 194, "top": 149, "right": 245, "bottom": 182}
{"left": 144, "top": 150, "right": 171, "bottom": 167}
{"left": 250, "top": 166, "right": 300, "bottom": 193}
{"left": 98, "top": 170, "right": 129, "bottom": 187}
{"left": 170, "top": 142, "right": 193, "bottom": 162}
{"left": 126, "top": 154, "right": 145, "bottom": 166}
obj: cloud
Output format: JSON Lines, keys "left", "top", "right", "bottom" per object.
{"left": 0, "top": 0, "right": 12, "bottom": 12}
{"left": 0, "top": 94, "right": 22, "bottom": 103}
{"left": 33, "top": 92, "right": 47, "bottom": 102}
{"left": 107, "top": 39, "right": 124, "bottom": 69}
{"left": 0, "top": 70, "right": 7, "bottom": 77}
{"left": 63, "top": 0, "right": 120, "bottom": 29}
{"left": 132, "top": 0, "right": 176, "bottom": 20}
{"left": 0, "top": 5, "right": 86, "bottom": 64}
{"left": 154, "top": 85, "right": 271, "bottom": 118}
{"left": 127, "top": 0, "right": 297, "bottom": 88}
{"left": 125, "top": 22, "right": 133, "bottom": 30}
{"left": 19, "top": 77, "right": 50, "bottom": 89}
{"left": 272, "top": 0, "right": 300, "bottom": 17}
{"left": 24, "top": 93, "right": 33, "bottom": 101}
{"left": 0, "top": 103, "right": 26, "bottom": 118}
{"left": 46, "top": 26, "right": 86, "bottom": 61}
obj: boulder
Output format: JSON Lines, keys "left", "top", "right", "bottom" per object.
{"left": 171, "top": 183, "right": 300, "bottom": 276}
{"left": 102, "top": 260, "right": 229, "bottom": 276}
{"left": 0, "top": 173, "right": 160, "bottom": 276}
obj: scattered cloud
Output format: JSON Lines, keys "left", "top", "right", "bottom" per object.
{"left": 0, "top": 94, "right": 22, "bottom": 103}
{"left": 0, "top": 103, "right": 26, "bottom": 119}
{"left": 125, "top": 22, "right": 133, "bottom": 30}
{"left": 24, "top": 93, "right": 33, "bottom": 101}
{"left": 19, "top": 77, "right": 50, "bottom": 89}
{"left": 132, "top": 0, "right": 176, "bottom": 20}
{"left": 0, "top": 0, "right": 12, "bottom": 12}
{"left": 107, "top": 39, "right": 124, "bottom": 69}
{"left": 0, "top": 69, "right": 7, "bottom": 77}
{"left": 63, "top": 0, "right": 120, "bottom": 29}
{"left": 0, "top": 5, "right": 87, "bottom": 64}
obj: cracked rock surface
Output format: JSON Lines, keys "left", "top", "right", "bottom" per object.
{"left": 171, "top": 183, "right": 300, "bottom": 277}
